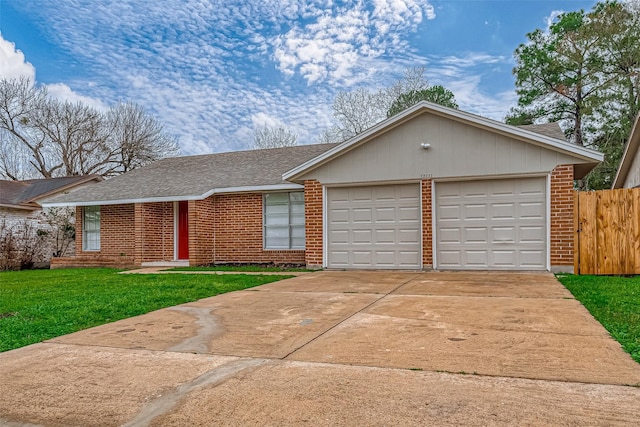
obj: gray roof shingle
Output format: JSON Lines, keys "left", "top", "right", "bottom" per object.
{"left": 45, "top": 143, "right": 339, "bottom": 205}
{"left": 1, "top": 176, "right": 101, "bottom": 209}
{"left": 518, "top": 122, "right": 567, "bottom": 141}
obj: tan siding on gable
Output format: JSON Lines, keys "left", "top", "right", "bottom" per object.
{"left": 623, "top": 147, "right": 640, "bottom": 188}
{"left": 299, "top": 114, "right": 584, "bottom": 184}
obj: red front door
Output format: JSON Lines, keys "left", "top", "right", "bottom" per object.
{"left": 177, "top": 201, "right": 189, "bottom": 260}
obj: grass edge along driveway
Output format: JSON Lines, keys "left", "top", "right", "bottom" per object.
{"left": 0, "top": 268, "right": 292, "bottom": 352}
{"left": 557, "top": 274, "right": 640, "bottom": 364}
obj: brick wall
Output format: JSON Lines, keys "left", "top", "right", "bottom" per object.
{"left": 421, "top": 179, "right": 433, "bottom": 268}
{"left": 304, "top": 180, "right": 323, "bottom": 268}
{"left": 550, "top": 164, "right": 575, "bottom": 270}
{"left": 138, "top": 202, "right": 174, "bottom": 263}
{"left": 211, "top": 193, "right": 305, "bottom": 265}
{"left": 192, "top": 198, "right": 215, "bottom": 265}
{"left": 53, "top": 204, "right": 137, "bottom": 269}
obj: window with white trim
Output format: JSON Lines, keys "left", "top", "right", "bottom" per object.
{"left": 263, "top": 192, "right": 305, "bottom": 249}
{"left": 83, "top": 206, "right": 100, "bottom": 251}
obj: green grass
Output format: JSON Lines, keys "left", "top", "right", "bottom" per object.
{"left": 0, "top": 268, "right": 292, "bottom": 352}
{"left": 170, "top": 265, "right": 313, "bottom": 272}
{"left": 556, "top": 274, "right": 640, "bottom": 363}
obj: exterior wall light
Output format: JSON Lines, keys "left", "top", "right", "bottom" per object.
{"left": 420, "top": 142, "right": 431, "bottom": 149}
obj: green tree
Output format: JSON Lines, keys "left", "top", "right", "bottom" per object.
{"left": 510, "top": 1, "right": 640, "bottom": 188}
{"left": 387, "top": 86, "right": 458, "bottom": 117}
{"left": 512, "top": 9, "right": 603, "bottom": 146}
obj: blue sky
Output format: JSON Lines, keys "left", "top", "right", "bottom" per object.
{"left": 0, "top": 0, "right": 598, "bottom": 155}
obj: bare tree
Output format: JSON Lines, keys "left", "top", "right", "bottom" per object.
{"left": 253, "top": 125, "right": 298, "bottom": 149}
{"left": 319, "top": 66, "right": 433, "bottom": 143}
{"left": 108, "top": 102, "right": 178, "bottom": 173}
{"left": 0, "top": 77, "right": 178, "bottom": 179}
{"left": 0, "top": 77, "right": 52, "bottom": 178}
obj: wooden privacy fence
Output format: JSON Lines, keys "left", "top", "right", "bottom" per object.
{"left": 574, "top": 188, "right": 640, "bottom": 275}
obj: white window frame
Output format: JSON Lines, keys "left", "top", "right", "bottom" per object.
{"left": 82, "top": 206, "right": 100, "bottom": 251}
{"left": 263, "top": 192, "right": 305, "bottom": 250}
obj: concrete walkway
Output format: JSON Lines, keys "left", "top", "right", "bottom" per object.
{"left": 1, "top": 271, "right": 639, "bottom": 426}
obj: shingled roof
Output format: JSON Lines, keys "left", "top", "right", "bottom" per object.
{"left": 0, "top": 176, "right": 102, "bottom": 210}
{"left": 518, "top": 122, "right": 567, "bottom": 141}
{"left": 44, "top": 143, "right": 339, "bottom": 206}
{"left": 42, "top": 113, "right": 590, "bottom": 208}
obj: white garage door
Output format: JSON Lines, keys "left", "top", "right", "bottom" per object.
{"left": 435, "top": 177, "right": 547, "bottom": 270}
{"left": 327, "top": 184, "right": 421, "bottom": 269}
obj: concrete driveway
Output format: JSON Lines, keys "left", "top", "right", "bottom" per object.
{"left": 1, "top": 271, "right": 639, "bottom": 426}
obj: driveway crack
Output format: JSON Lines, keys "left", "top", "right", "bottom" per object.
{"left": 282, "top": 274, "right": 421, "bottom": 360}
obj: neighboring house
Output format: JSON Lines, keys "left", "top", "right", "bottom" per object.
{"left": 0, "top": 175, "right": 103, "bottom": 264}
{"left": 612, "top": 114, "right": 640, "bottom": 189}
{"left": 44, "top": 102, "right": 603, "bottom": 273}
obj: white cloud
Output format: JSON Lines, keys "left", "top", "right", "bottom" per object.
{"left": 46, "top": 83, "right": 107, "bottom": 110}
{"left": 425, "top": 53, "right": 516, "bottom": 120}
{"left": 270, "top": 0, "right": 435, "bottom": 86}
{"left": 10, "top": 0, "right": 526, "bottom": 158}
{"left": 0, "top": 34, "right": 35, "bottom": 82}
{"left": 545, "top": 10, "right": 565, "bottom": 30}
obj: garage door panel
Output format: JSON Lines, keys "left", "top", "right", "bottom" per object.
{"left": 492, "top": 203, "right": 516, "bottom": 220}
{"left": 492, "top": 250, "right": 517, "bottom": 267}
{"left": 375, "top": 207, "right": 396, "bottom": 222}
{"left": 353, "top": 208, "right": 372, "bottom": 223}
{"left": 492, "top": 226, "right": 515, "bottom": 243}
{"left": 329, "top": 208, "right": 349, "bottom": 223}
{"left": 438, "top": 205, "right": 461, "bottom": 220}
{"left": 352, "top": 229, "right": 373, "bottom": 243}
{"left": 466, "top": 227, "right": 489, "bottom": 243}
{"left": 328, "top": 228, "right": 349, "bottom": 244}
{"left": 327, "top": 184, "right": 421, "bottom": 269}
{"left": 465, "top": 204, "right": 489, "bottom": 220}
{"left": 398, "top": 251, "right": 420, "bottom": 266}
{"left": 519, "top": 201, "right": 544, "bottom": 219}
{"left": 436, "top": 177, "right": 546, "bottom": 270}
{"left": 438, "top": 250, "right": 463, "bottom": 267}
{"left": 374, "top": 229, "right": 395, "bottom": 244}
{"left": 352, "top": 251, "right": 373, "bottom": 266}
{"left": 398, "top": 228, "right": 421, "bottom": 244}
{"left": 399, "top": 206, "right": 420, "bottom": 221}
{"left": 520, "top": 250, "right": 546, "bottom": 267}
{"left": 352, "top": 188, "right": 372, "bottom": 201}
{"left": 465, "top": 250, "right": 489, "bottom": 267}
{"left": 520, "top": 226, "right": 545, "bottom": 243}
{"left": 438, "top": 227, "right": 461, "bottom": 244}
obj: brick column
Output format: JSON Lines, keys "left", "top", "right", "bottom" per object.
{"left": 75, "top": 206, "right": 83, "bottom": 254}
{"left": 421, "top": 179, "right": 433, "bottom": 269}
{"left": 304, "top": 180, "right": 323, "bottom": 269}
{"left": 550, "top": 164, "right": 574, "bottom": 272}
{"left": 134, "top": 203, "right": 144, "bottom": 265}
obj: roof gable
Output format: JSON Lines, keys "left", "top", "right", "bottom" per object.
{"left": 612, "top": 114, "right": 640, "bottom": 189}
{"left": 284, "top": 101, "right": 603, "bottom": 182}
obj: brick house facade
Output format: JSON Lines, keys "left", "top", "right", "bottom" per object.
{"left": 46, "top": 102, "right": 600, "bottom": 272}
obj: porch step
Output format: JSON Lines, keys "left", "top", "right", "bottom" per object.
{"left": 140, "top": 261, "right": 189, "bottom": 267}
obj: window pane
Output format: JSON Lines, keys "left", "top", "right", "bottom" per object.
{"left": 83, "top": 206, "right": 100, "bottom": 251}
{"left": 263, "top": 192, "right": 305, "bottom": 249}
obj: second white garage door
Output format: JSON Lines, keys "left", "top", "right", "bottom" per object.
{"left": 435, "top": 177, "right": 547, "bottom": 270}
{"left": 327, "top": 184, "right": 421, "bottom": 269}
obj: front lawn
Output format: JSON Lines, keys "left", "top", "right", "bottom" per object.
{"left": 556, "top": 274, "right": 640, "bottom": 363}
{"left": 0, "top": 268, "right": 291, "bottom": 352}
